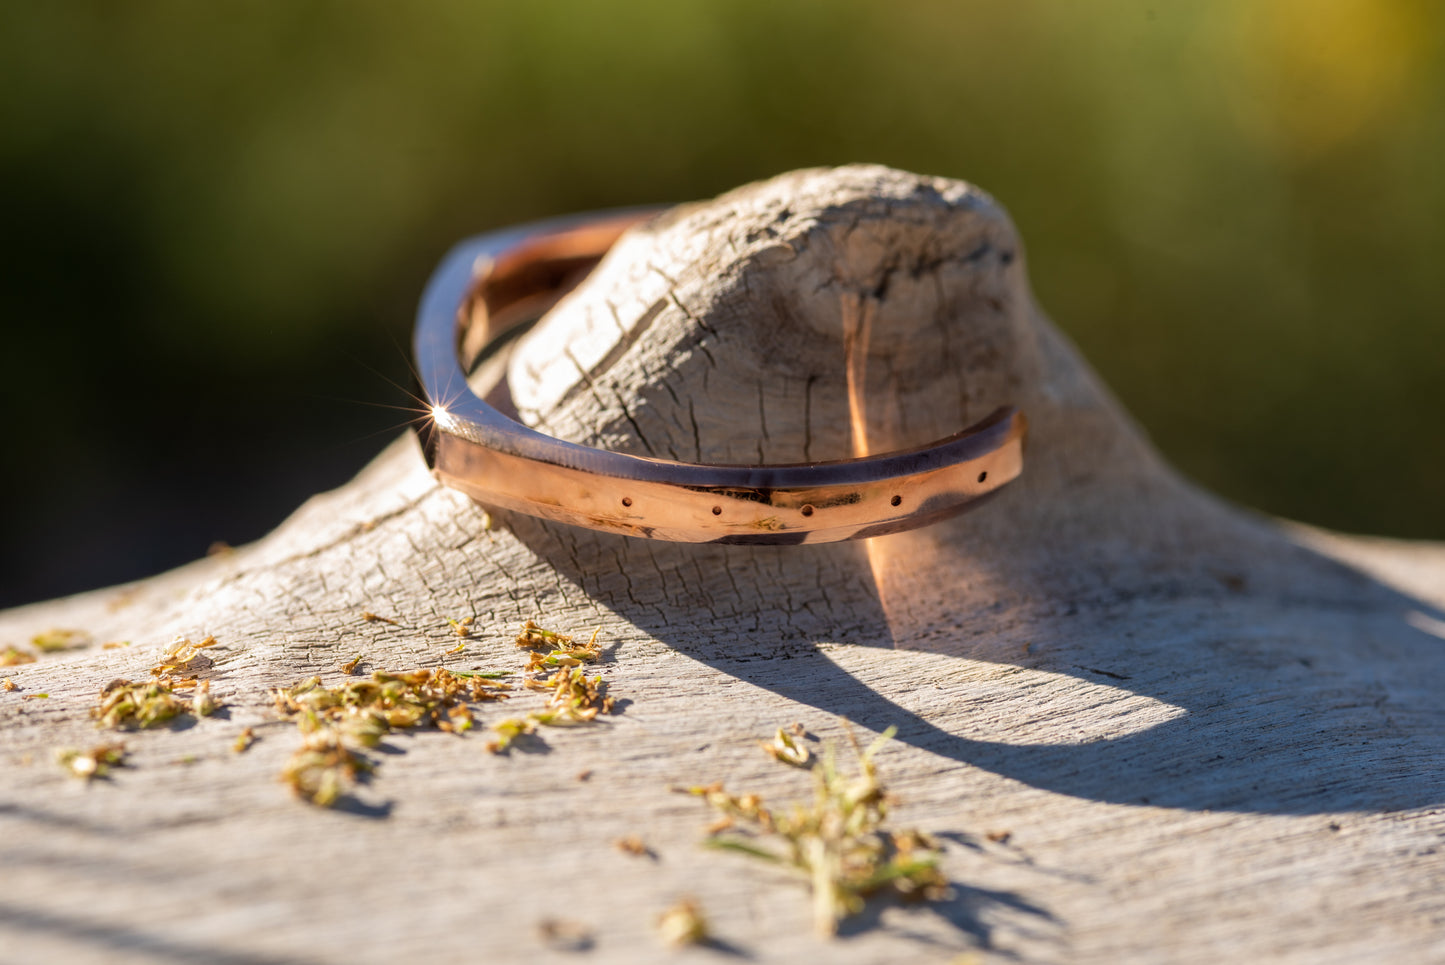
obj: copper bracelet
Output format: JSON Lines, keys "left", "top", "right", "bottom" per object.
{"left": 413, "top": 210, "right": 1027, "bottom": 544}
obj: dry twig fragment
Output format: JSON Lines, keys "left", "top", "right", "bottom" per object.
{"left": 360, "top": 611, "right": 398, "bottom": 625}
{"left": 340, "top": 653, "right": 364, "bottom": 675}
{"left": 233, "top": 727, "right": 257, "bottom": 754}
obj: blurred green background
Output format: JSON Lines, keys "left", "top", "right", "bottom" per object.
{"left": 2, "top": 1, "right": 1442, "bottom": 607}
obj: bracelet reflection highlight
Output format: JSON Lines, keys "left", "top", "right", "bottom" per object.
{"left": 413, "top": 210, "right": 1026, "bottom": 545}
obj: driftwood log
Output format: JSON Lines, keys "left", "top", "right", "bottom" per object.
{"left": 2, "top": 165, "right": 1442, "bottom": 964}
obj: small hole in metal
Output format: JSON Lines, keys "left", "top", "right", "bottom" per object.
{"left": 977, "top": 471, "right": 988, "bottom": 483}
{"left": 621, "top": 497, "right": 632, "bottom": 507}
{"left": 890, "top": 495, "right": 902, "bottom": 507}
{"left": 800, "top": 504, "right": 815, "bottom": 517}
{"left": 711, "top": 505, "right": 722, "bottom": 516}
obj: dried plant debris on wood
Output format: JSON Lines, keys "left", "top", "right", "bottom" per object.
{"left": 520, "top": 625, "right": 603, "bottom": 673}
{"left": 271, "top": 621, "right": 613, "bottom": 803}
{"left": 233, "top": 727, "right": 257, "bottom": 754}
{"left": 31, "top": 628, "right": 91, "bottom": 652}
{"left": 656, "top": 897, "right": 710, "bottom": 948}
{"left": 488, "top": 667, "right": 615, "bottom": 751}
{"left": 513, "top": 620, "right": 606, "bottom": 661}
{"left": 360, "top": 611, "right": 398, "bottom": 625}
{"left": 57, "top": 743, "right": 127, "bottom": 780}
{"left": 150, "top": 634, "right": 218, "bottom": 680}
{"left": 95, "top": 679, "right": 190, "bottom": 729}
{"left": 678, "top": 723, "right": 951, "bottom": 938}
{"left": 272, "top": 668, "right": 511, "bottom": 806}
{"left": 192, "top": 680, "right": 220, "bottom": 717}
{"left": 280, "top": 728, "right": 375, "bottom": 807}
{"left": 91, "top": 636, "right": 227, "bottom": 729}
{"left": 762, "top": 726, "right": 814, "bottom": 768}
{"left": 272, "top": 668, "right": 510, "bottom": 733}
{"left": 487, "top": 622, "right": 616, "bottom": 753}
{"left": 514, "top": 620, "right": 573, "bottom": 649}
{"left": 525, "top": 665, "right": 614, "bottom": 721}
{"left": 615, "top": 835, "right": 654, "bottom": 858}
{"left": 1, "top": 646, "right": 36, "bottom": 667}
{"left": 536, "top": 918, "right": 595, "bottom": 953}
{"left": 486, "top": 714, "right": 538, "bottom": 753}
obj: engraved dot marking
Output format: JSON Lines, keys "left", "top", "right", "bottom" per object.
{"left": 977, "top": 471, "right": 988, "bottom": 483}
{"left": 890, "top": 495, "right": 902, "bottom": 507}
{"left": 711, "top": 505, "right": 722, "bottom": 516}
{"left": 800, "top": 504, "right": 815, "bottom": 517}
{"left": 621, "top": 497, "right": 632, "bottom": 507}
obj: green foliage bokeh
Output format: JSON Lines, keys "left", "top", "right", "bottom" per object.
{"left": 1, "top": 1, "right": 1441, "bottom": 602}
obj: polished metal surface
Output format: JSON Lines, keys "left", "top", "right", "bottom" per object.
{"left": 413, "top": 211, "right": 1027, "bottom": 544}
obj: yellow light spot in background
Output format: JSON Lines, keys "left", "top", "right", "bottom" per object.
{"left": 1228, "top": 0, "right": 1434, "bottom": 158}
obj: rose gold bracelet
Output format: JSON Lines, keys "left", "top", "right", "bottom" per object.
{"left": 413, "top": 210, "right": 1026, "bottom": 544}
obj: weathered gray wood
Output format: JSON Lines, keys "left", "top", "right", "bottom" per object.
{"left": 2, "top": 165, "right": 1442, "bottom": 964}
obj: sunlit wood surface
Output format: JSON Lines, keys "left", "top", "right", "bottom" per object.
{"left": 1, "top": 166, "right": 1441, "bottom": 964}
